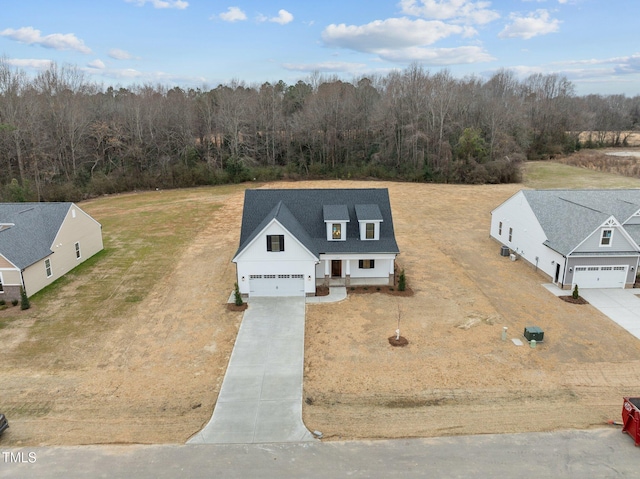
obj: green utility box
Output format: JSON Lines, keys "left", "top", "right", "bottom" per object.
{"left": 524, "top": 326, "right": 544, "bottom": 342}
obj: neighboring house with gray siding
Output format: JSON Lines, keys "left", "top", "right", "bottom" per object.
{"left": 0, "top": 203, "right": 103, "bottom": 301}
{"left": 233, "top": 189, "right": 400, "bottom": 297}
{"left": 490, "top": 189, "right": 640, "bottom": 289}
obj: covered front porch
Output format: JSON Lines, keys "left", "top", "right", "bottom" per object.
{"left": 315, "top": 254, "right": 396, "bottom": 287}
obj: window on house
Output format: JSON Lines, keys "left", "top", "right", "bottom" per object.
{"left": 359, "top": 259, "right": 375, "bottom": 269}
{"left": 332, "top": 224, "right": 342, "bottom": 240}
{"left": 600, "top": 229, "right": 612, "bottom": 246}
{"left": 45, "top": 258, "right": 52, "bottom": 277}
{"left": 75, "top": 242, "right": 81, "bottom": 259}
{"left": 366, "top": 223, "right": 375, "bottom": 239}
{"left": 266, "top": 235, "right": 285, "bottom": 252}
{"left": 0, "top": 274, "right": 4, "bottom": 293}
{"left": 498, "top": 222, "right": 502, "bottom": 235}
{"left": 508, "top": 227, "right": 513, "bottom": 242}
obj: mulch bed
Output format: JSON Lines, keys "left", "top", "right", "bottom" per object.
{"left": 348, "top": 285, "right": 414, "bottom": 296}
{"left": 315, "top": 286, "right": 330, "bottom": 297}
{"left": 559, "top": 295, "right": 589, "bottom": 305}
{"left": 388, "top": 335, "right": 409, "bottom": 347}
{"left": 227, "top": 302, "right": 248, "bottom": 312}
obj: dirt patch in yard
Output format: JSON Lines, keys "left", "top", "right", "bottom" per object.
{"left": 301, "top": 181, "right": 640, "bottom": 441}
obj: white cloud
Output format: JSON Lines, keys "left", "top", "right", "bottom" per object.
{"left": 377, "top": 45, "right": 495, "bottom": 64}
{"left": 399, "top": 0, "right": 500, "bottom": 25}
{"left": 270, "top": 9, "right": 294, "bottom": 25}
{"left": 322, "top": 18, "right": 465, "bottom": 52}
{"left": 5, "top": 58, "right": 53, "bottom": 70}
{"left": 219, "top": 6, "right": 247, "bottom": 22}
{"left": 499, "top": 10, "right": 561, "bottom": 39}
{"left": 88, "top": 59, "right": 106, "bottom": 69}
{"left": 0, "top": 26, "right": 91, "bottom": 54}
{"left": 108, "top": 48, "right": 133, "bottom": 60}
{"left": 125, "top": 0, "right": 188, "bottom": 9}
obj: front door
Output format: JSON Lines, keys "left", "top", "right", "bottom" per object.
{"left": 331, "top": 260, "right": 342, "bottom": 278}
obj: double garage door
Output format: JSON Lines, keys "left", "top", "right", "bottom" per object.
{"left": 249, "top": 274, "right": 305, "bottom": 297}
{"left": 573, "top": 265, "right": 627, "bottom": 289}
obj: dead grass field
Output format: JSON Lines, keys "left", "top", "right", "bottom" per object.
{"left": 2, "top": 161, "right": 640, "bottom": 445}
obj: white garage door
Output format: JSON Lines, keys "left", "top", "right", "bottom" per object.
{"left": 249, "top": 274, "right": 305, "bottom": 297}
{"left": 573, "top": 265, "right": 627, "bottom": 289}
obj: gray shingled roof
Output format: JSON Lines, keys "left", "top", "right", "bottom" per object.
{"left": 523, "top": 189, "right": 640, "bottom": 255}
{"left": 355, "top": 204, "right": 383, "bottom": 221}
{"left": 235, "top": 189, "right": 400, "bottom": 258}
{"left": 323, "top": 205, "right": 350, "bottom": 222}
{"left": 0, "top": 202, "right": 72, "bottom": 269}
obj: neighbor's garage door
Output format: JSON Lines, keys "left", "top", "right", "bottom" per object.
{"left": 249, "top": 274, "right": 305, "bottom": 297}
{"left": 573, "top": 265, "right": 627, "bottom": 289}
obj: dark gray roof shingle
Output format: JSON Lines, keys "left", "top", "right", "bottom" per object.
{"left": 235, "top": 189, "right": 400, "bottom": 258}
{"left": 355, "top": 204, "right": 383, "bottom": 222}
{"left": 323, "top": 205, "right": 350, "bottom": 222}
{"left": 0, "top": 203, "right": 72, "bottom": 269}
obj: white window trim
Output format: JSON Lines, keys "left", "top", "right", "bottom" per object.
{"left": 75, "top": 241, "right": 82, "bottom": 260}
{"left": 326, "top": 221, "right": 348, "bottom": 241}
{"left": 359, "top": 220, "right": 381, "bottom": 241}
{"left": 45, "top": 258, "right": 52, "bottom": 278}
{"left": 600, "top": 228, "right": 613, "bottom": 247}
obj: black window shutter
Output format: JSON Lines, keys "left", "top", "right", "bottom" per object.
{"left": 371, "top": 260, "right": 375, "bottom": 268}
{"left": 359, "top": 260, "right": 363, "bottom": 268}
{"left": 280, "top": 235, "right": 284, "bottom": 251}
{"left": 267, "top": 236, "right": 272, "bottom": 251}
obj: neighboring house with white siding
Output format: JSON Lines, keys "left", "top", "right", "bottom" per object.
{"left": 491, "top": 189, "right": 640, "bottom": 289}
{"left": 232, "top": 188, "right": 400, "bottom": 297}
{"left": 0, "top": 203, "right": 103, "bottom": 301}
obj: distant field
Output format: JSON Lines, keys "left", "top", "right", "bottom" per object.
{"left": 578, "top": 130, "right": 640, "bottom": 146}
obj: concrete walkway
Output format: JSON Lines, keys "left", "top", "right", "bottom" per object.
{"left": 543, "top": 284, "right": 640, "bottom": 340}
{"left": 188, "top": 297, "right": 314, "bottom": 444}
{"left": 306, "top": 286, "right": 347, "bottom": 304}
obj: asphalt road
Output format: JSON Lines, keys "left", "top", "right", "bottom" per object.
{"left": 1, "top": 428, "right": 639, "bottom": 479}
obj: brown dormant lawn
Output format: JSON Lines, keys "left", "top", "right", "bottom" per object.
{"left": 2, "top": 161, "right": 640, "bottom": 445}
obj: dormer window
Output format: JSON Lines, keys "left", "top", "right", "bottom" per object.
{"left": 365, "top": 223, "right": 375, "bottom": 239}
{"left": 600, "top": 229, "right": 613, "bottom": 246}
{"left": 324, "top": 205, "right": 349, "bottom": 241}
{"left": 332, "top": 223, "right": 342, "bottom": 240}
{"left": 355, "top": 204, "right": 382, "bottom": 241}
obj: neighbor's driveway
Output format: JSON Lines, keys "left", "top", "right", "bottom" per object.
{"left": 188, "top": 297, "right": 314, "bottom": 444}
{"left": 579, "top": 288, "right": 640, "bottom": 340}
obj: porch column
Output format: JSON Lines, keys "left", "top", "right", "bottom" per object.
{"left": 345, "top": 259, "right": 351, "bottom": 286}
{"left": 389, "top": 258, "right": 395, "bottom": 286}
{"left": 324, "top": 259, "right": 330, "bottom": 286}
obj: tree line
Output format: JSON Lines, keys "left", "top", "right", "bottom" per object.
{"left": 1, "top": 57, "right": 639, "bottom": 202}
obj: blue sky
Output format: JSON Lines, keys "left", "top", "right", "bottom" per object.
{"left": 1, "top": 0, "right": 639, "bottom": 95}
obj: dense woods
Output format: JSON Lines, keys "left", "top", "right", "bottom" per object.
{"left": 2, "top": 57, "right": 640, "bottom": 202}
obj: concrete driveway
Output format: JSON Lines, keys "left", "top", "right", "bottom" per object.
{"left": 188, "top": 297, "right": 314, "bottom": 444}
{"left": 578, "top": 288, "right": 640, "bottom": 340}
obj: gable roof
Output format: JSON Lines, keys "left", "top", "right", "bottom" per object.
{"left": 0, "top": 202, "right": 72, "bottom": 269}
{"left": 235, "top": 188, "right": 400, "bottom": 258}
{"left": 522, "top": 189, "right": 640, "bottom": 255}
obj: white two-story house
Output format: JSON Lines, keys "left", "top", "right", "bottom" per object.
{"left": 232, "top": 188, "right": 400, "bottom": 297}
